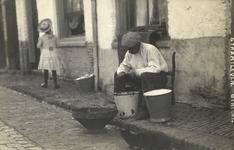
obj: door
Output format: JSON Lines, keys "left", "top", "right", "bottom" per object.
{"left": 0, "top": 6, "right": 6, "bottom": 68}
{"left": 31, "top": 0, "right": 40, "bottom": 69}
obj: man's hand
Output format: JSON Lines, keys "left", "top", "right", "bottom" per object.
{"left": 49, "top": 47, "right": 53, "bottom": 51}
{"left": 128, "top": 69, "right": 136, "bottom": 78}
{"left": 117, "top": 72, "right": 125, "bottom": 78}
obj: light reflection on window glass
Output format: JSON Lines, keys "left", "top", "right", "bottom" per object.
{"left": 128, "top": 0, "right": 159, "bottom": 27}
{"left": 64, "top": 0, "right": 83, "bottom": 13}
{"left": 73, "top": 0, "right": 81, "bottom": 11}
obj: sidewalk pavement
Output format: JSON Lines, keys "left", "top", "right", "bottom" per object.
{"left": 0, "top": 69, "right": 233, "bottom": 150}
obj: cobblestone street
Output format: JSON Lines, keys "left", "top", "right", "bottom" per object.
{"left": 0, "top": 88, "right": 129, "bottom": 150}
{"left": 0, "top": 120, "right": 43, "bottom": 150}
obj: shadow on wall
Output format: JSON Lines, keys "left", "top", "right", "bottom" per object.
{"left": 190, "top": 86, "right": 227, "bottom": 109}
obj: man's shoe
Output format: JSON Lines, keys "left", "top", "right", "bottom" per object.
{"left": 41, "top": 83, "right": 48, "bottom": 88}
{"left": 136, "top": 108, "right": 149, "bottom": 120}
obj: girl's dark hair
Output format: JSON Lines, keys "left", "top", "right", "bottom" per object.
{"left": 45, "top": 29, "right": 51, "bottom": 34}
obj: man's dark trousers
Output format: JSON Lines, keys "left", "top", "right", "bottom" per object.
{"left": 114, "top": 72, "right": 168, "bottom": 108}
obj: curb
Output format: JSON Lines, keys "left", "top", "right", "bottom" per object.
{"left": 110, "top": 118, "right": 232, "bottom": 150}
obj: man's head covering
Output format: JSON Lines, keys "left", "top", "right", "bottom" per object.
{"left": 121, "top": 32, "right": 142, "bottom": 48}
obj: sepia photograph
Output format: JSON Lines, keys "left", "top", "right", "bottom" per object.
{"left": 0, "top": 0, "right": 233, "bottom": 149}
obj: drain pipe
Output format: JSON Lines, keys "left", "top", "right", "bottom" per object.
{"left": 91, "top": 0, "right": 99, "bottom": 91}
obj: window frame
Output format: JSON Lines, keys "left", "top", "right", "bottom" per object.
{"left": 126, "top": 0, "right": 166, "bottom": 31}
{"left": 55, "top": 0, "right": 86, "bottom": 47}
{"left": 114, "top": 0, "right": 170, "bottom": 49}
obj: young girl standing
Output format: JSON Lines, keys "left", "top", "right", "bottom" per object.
{"left": 37, "top": 18, "right": 63, "bottom": 89}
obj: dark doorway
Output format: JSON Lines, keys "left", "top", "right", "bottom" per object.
{"left": 0, "top": 5, "right": 6, "bottom": 69}
{"left": 31, "top": 0, "right": 40, "bottom": 69}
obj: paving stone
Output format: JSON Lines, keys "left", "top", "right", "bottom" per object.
{"left": 0, "top": 146, "right": 17, "bottom": 150}
{"left": 0, "top": 126, "right": 9, "bottom": 131}
{"left": 0, "top": 145, "right": 10, "bottom": 149}
{"left": 17, "top": 140, "right": 28, "bottom": 144}
{"left": 6, "top": 143, "right": 24, "bottom": 149}
{"left": 223, "top": 130, "right": 234, "bottom": 137}
{"left": 10, "top": 134, "right": 23, "bottom": 138}
{"left": 25, "top": 147, "right": 44, "bottom": 150}
{"left": 4, "top": 129, "right": 16, "bottom": 132}
{"left": 22, "top": 143, "right": 37, "bottom": 148}
{"left": 7, "top": 139, "right": 18, "bottom": 144}
{"left": 14, "top": 137, "right": 27, "bottom": 141}
{"left": 0, "top": 120, "right": 42, "bottom": 150}
{"left": 0, "top": 140, "right": 10, "bottom": 144}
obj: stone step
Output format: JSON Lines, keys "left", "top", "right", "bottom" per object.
{"left": 104, "top": 84, "right": 115, "bottom": 104}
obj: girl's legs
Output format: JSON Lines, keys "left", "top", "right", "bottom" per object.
{"left": 52, "top": 70, "right": 60, "bottom": 89}
{"left": 41, "top": 69, "right": 48, "bottom": 88}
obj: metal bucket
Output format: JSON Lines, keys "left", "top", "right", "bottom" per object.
{"left": 75, "top": 75, "right": 94, "bottom": 92}
{"left": 114, "top": 91, "right": 140, "bottom": 117}
{"left": 144, "top": 89, "right": 171, "bottom": 123}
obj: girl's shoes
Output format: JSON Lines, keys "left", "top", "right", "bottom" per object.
{"left": 41, "top": 83, "right": 59, "bottom": 89}
{"left": 54, "top": 85, "right": 60, "bottom": 89}
{"left": 41, "top": 83, "right": 48, "bottom": 88}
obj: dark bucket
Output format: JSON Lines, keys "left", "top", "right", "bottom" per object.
{"left": 75, "top": 75, "right": 94, "bottom": 92}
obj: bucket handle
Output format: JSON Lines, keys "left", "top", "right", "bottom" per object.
{"left": 114, "top": 91, "right": 138, "bottom": 96}
{"left": 130, "top": 92, "right": 135, "bottom": 97}
{"left": 114, "top": 92, "right": 121, "bottom": 96}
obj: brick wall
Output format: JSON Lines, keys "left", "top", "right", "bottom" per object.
{"left": 86, "top": 42, "right": 94, "bottom": 74}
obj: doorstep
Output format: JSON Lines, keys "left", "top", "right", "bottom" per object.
{"left": 104, "top": 84, "right": 115, "bottom": 104}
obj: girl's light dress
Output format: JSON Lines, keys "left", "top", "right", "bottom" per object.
{"left": 37, "top": 34, "right": 64, "bottom": 70}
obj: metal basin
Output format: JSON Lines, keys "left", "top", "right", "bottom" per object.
{"left": 72, "top": 108, "right": 118, "bottom": 130}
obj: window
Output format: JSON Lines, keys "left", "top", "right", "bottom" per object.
{"left": 128, "top": 0, "right": 159, "bottom": 27}
{"left": 127, "top": 0, "right": 169, "bottom": 42}
{"left": 114, "top": 0, "right": 169, "bottom": 49}
{"left": 63, "top": 0, "right": 85, "bottom": 37}
{"left": 55, "top": 0, "right": 86, "bottom": 47}
{"left": 126, "top": 0, "right": 168, "bottom": 32}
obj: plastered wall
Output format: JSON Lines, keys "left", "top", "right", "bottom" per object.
{"left": 96, "top": 0, "right": 119, "bottom": 89}
{"left": 83, "top": 0, "right": 93, "bottom": 43}
{"left": 166, "top": 0, "right": 231, "bottom": 108}
{"left": 163, "top": 37, "right": 228, "bottom": 108}
{"left": 168, "top": 0, "right": 231, "bottom": 39}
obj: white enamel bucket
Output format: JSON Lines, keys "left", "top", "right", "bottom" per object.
{"left": 114, "top": 91, "right": 140, "bottom": 117}
{"left": 144, "top": 89, "right": 172, "bottom": 123}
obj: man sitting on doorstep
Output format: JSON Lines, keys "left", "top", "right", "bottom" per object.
{"left": 114, "top": 32, "right": 168, "bottom": 120}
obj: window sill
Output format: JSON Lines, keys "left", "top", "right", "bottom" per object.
{"left": 156, "top": 40, "right": 170, "bottom": 48}
{"left": 112, "top": 40, "right": 170, "bottom": 49}
{"left": 58, "top": 36, "right": 86, "bottom": 47}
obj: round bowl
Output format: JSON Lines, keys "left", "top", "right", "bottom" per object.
{"left": 72, "top": 107, "right": 118, "bottom": 130}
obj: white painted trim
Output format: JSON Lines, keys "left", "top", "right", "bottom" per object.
{"left": 58, "top": 36, "right": 87, "bottom": 47}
